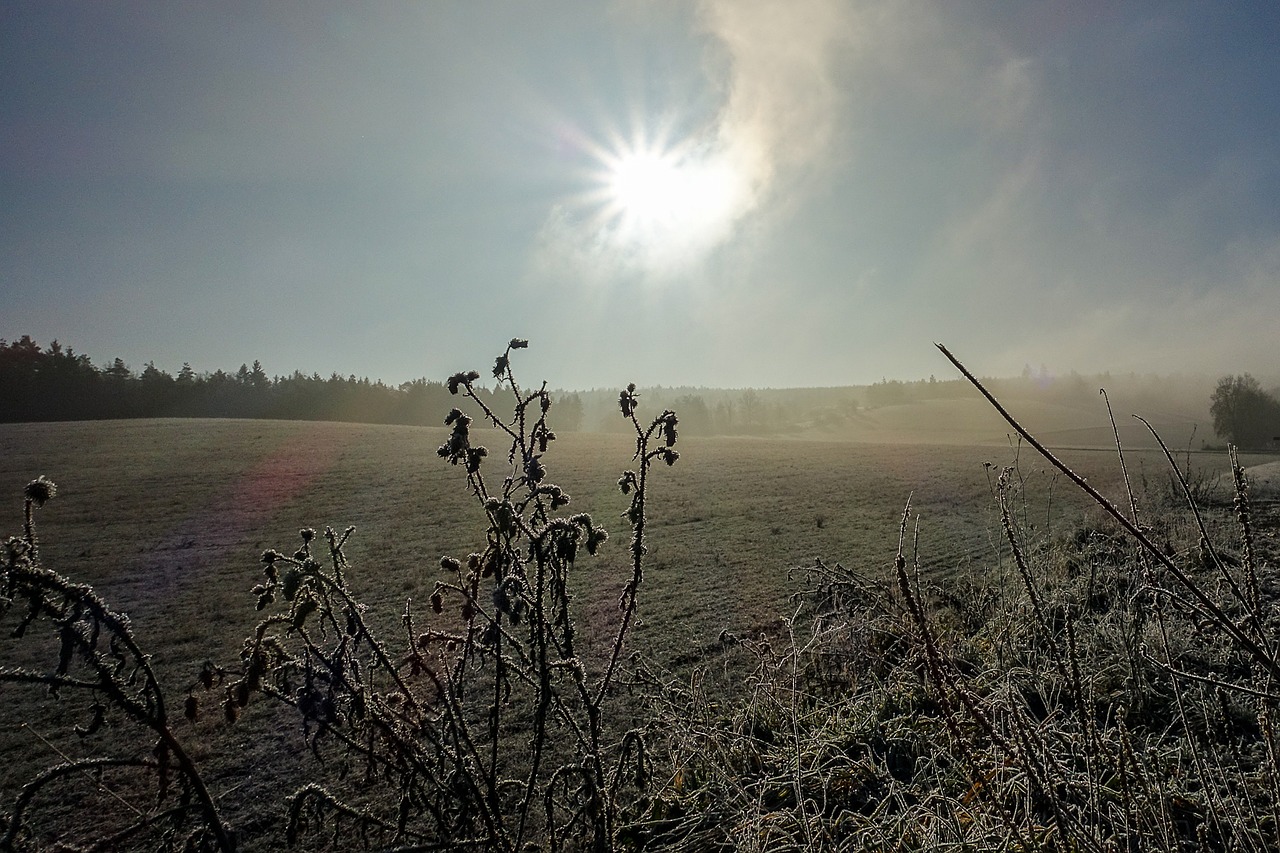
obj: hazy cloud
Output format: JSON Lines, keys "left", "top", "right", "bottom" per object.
{"left": 698, "top": 0, "right": 856, "bottom": 196}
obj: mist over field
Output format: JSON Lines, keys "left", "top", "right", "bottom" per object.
{"left": 3, "top": 330, "right": 1249, "bottom": 455}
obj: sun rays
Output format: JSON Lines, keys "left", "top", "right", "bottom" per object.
{"left": 545, "top": 119, "right": 754, "bottom": 277}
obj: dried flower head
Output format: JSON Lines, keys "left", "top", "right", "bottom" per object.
{"left": 619, "top": 387, "right": 637, "bottom": 419}
{"left": 535, "top": 483, "right": 571, "bottom": 511}
{"left": 662, "top": 413, "right": 678, "bottom": 447}
{"left": 586, "top": 528, "right": 608, "bottom": 555}
{"left": 447, "top": 370, "right": 481, "bottom": 395}
{"left": 24, "top": 476, "right": 56, "bottom": 507}
{"left": 440, "top": 409, "right": 482, "bottom": 468}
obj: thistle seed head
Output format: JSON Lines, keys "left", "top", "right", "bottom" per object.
{"left": 24, "top": 476, "right": 56, "bottom": 507}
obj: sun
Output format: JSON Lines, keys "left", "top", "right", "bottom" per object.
{"left": 608, "top": 151, "right": 685, "bottom": 226}
{"left": 593, "top": 136, "right": 748, "bottom": 263}
{"left": 546, "top": 118, "right": 755, "bottom": 275}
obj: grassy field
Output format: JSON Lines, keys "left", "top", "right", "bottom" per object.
{"left": 0, "top": 418, "right": 1252, "bottom": 671}
{"left": 2, "top": 413, "right": 1276, "bottom": 848}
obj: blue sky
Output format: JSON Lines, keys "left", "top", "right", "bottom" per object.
{"left": 3, "top": 2, "right": 1279, "bottom": 388}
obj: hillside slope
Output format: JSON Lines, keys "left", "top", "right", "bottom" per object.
{"left": 794, "top": 394, "right": 1211, "bottom": 448}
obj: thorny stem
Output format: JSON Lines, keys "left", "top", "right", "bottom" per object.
{"left": 1230, "top": 446, "right": 1262, "bottom": 619}
{"left": 19, "top": 723, "right": 144, "bottom": 816}
{"left": 595, "top": 411, "right": 664, "bottom": 708}
{"left": 22, "top": 499, "right": 35, "bottom": 559}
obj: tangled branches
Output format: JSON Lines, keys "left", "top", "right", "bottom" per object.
{"left": 1, "top": 478, "right": 232, "bottom": 851}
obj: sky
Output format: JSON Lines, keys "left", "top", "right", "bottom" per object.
{"left": 3, "top": 1, "right": 1279, "bottom": 390}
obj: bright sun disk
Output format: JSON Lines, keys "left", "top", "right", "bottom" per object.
{"left": 601, "top": 142, "right": 746, "bottom": 257}
{"left": 610, "top": 152, "right": 685, "bottom": 224}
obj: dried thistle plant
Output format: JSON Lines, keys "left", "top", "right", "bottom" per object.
{"left": 225, "top": 339, "right": 680, "bottom": 851}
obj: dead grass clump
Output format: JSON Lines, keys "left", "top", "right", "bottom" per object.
{"left": 633, "top": 348, "right": 1279, "bottom": 852}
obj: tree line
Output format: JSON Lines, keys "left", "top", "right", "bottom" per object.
{"left": 0, "top": 336, "right": 806, "bottom": 435}
{"left": 4, "top": 335, "right": 1275, "bottom": 446}
{"left": 0, "top": 335, "right": 587, "bottom": 428}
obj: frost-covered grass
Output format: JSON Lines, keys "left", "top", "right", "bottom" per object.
{"left": 2, "top": 371, "right": 1278, "bottom": 849}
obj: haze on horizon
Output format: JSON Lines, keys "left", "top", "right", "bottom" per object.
{"left": 3, "top": 2, "right": 1279, "bottom": 391}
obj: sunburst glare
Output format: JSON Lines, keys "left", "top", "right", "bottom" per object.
{"left": 557, "top": 123, "right": 754, "bottom": 275}
{"left": 606, "top": 146, "right": 740, "bottom": 233}
{"left": 600, "top": 136, "right": 747, "bottom": 259}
